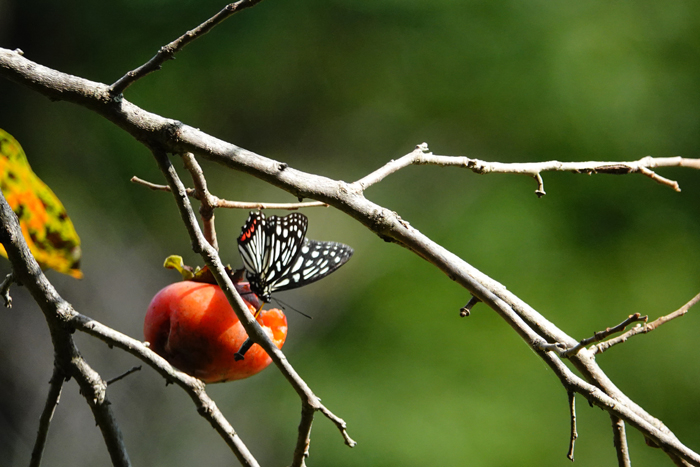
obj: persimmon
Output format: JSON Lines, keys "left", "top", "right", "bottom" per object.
{"left": 144, "top": 280, "right": 287, "bottom": 383}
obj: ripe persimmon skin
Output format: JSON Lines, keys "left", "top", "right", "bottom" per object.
{"left": 144, "top": 281, "right": 287, "bottom": 383}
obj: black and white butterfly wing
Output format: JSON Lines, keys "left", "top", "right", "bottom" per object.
{"left": 270, "top": 239, "right": 354, "bottom": 293}
{"left": 238, "top": 212, "right": 309, "bottom": 301}
{"left": 258, "top": 212, "right": 308, "bottom": 293}
{"left": 238, "top": 211, "right": 353, "bottom": 301}
{"left": 237, "top": 211, "right": 268, "bottom": 277}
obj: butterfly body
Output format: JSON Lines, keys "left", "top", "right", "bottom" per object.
{"left": 237, "top": 212, "right": 353, "bottom": 303}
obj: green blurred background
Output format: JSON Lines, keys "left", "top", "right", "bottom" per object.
{"left": 1, "top": 0, "right": 699, "bottom": 465}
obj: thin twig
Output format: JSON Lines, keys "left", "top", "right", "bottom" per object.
{"left": 592, "top": 293, "right": 700, "bottom": 355}
{"left": 563, "top": 313, "right": 647, "bottom": 357}
{"left": 215, "top": 199, "right": 327, "bottom": 210}
{"left": 353, "top": 144, "right": 700, "bottom": 195}
{"left": 567, "top": 391, "right": 577, "bottom": 462}
{"left": 30, "top": 365, "right": 65, "bottom": 467}
{"left": 131, "top": 176, "right": 195, "bottom": 195}
{"left": 109, "top": 0, "right": 265, "bottom": 95}
{"left": 182, "top": 153, "right": 219, "bottom": 250}
{"left": 611, "top": 415, "right": 632, "bottom": 467}
{"left": 131, "top": 176, "right": 327, "bottom": 210}
{"left": 106, "top": 366, "right": 142, "bottom": 386}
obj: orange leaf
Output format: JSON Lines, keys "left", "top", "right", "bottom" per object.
{"left": 0, "top": 129, "right": 82, "bottom": 279}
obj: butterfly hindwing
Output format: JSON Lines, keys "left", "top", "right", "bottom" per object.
{"left": 270, "top": 239, "right": 354, "bottom": 293}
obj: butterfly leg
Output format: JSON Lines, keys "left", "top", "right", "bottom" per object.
{"left": 234, "top": 302, "right": 265, "bottom": 361}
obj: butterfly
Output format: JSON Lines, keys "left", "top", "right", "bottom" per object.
{"left": 235, "top": 211, "right": 353, "bottom": 360}
{"left": 237, "top": 211, "right": 354, "bottom": 303}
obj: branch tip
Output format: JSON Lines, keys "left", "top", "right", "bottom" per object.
{"left": 460, "top": 296, "right": 481, "bottom": 317}
{"left": 592, "top": 293, "right": 700, "bottom": 355}
{"left": 567, "top": 391, "right": 577, "bottom": 462}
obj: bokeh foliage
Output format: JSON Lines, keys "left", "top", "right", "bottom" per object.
{"left": 0, "top": 0, "right": 699, "bottom": 466}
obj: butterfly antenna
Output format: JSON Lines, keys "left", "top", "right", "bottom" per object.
{"left": 272, "top": 297, "right": 313, "bottom": 319}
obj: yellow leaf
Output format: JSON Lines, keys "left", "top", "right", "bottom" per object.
{"left": 0, "top": 129, "right": 82, "bottom": 279}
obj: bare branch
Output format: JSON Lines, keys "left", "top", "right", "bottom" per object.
{"left": 353, "top": 143, "right": 430, "bottom": 189}
{"left": 352, "top": 143, "right": 699, "bottom": 195}
{"left": 131, "top": 176, "right": 327, "bottom": 210}
{"left": 182, "top": 153, "right": 219, "bottom": 250}
{"left": 292, "top": 405, "right": 313, "bottom": 467}
{"left": 592, "top": 293, "right": 700, "bottom": 355}
{"left": 611, "top": 416, "right": 632, "bottom": 467}
{"left": 30, "top": 365, "right": 65, "bottom": 467}
{"left": 563, "top": 313, "right": 647, "bottom": 357}
{"left": 214, "top": 199, "right": 328, "bottom": 210}
{"left": 567, "top": 391, "right": 577, "bottom": 462}
{"left": 131, "top": 176, "right": 195, "bottom": 195}
{"left": 109, "top": 0, "right": 265, "bottom": 95}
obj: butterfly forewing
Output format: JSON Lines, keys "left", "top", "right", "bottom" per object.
{"left": 260, "top": 212, "right": 308, "bottom": 284}
{"left": 238, "top": 212, "right": 267, "bottom": 274}
{"left": 237, "top": 212, "right": 353, "bottom": 302}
